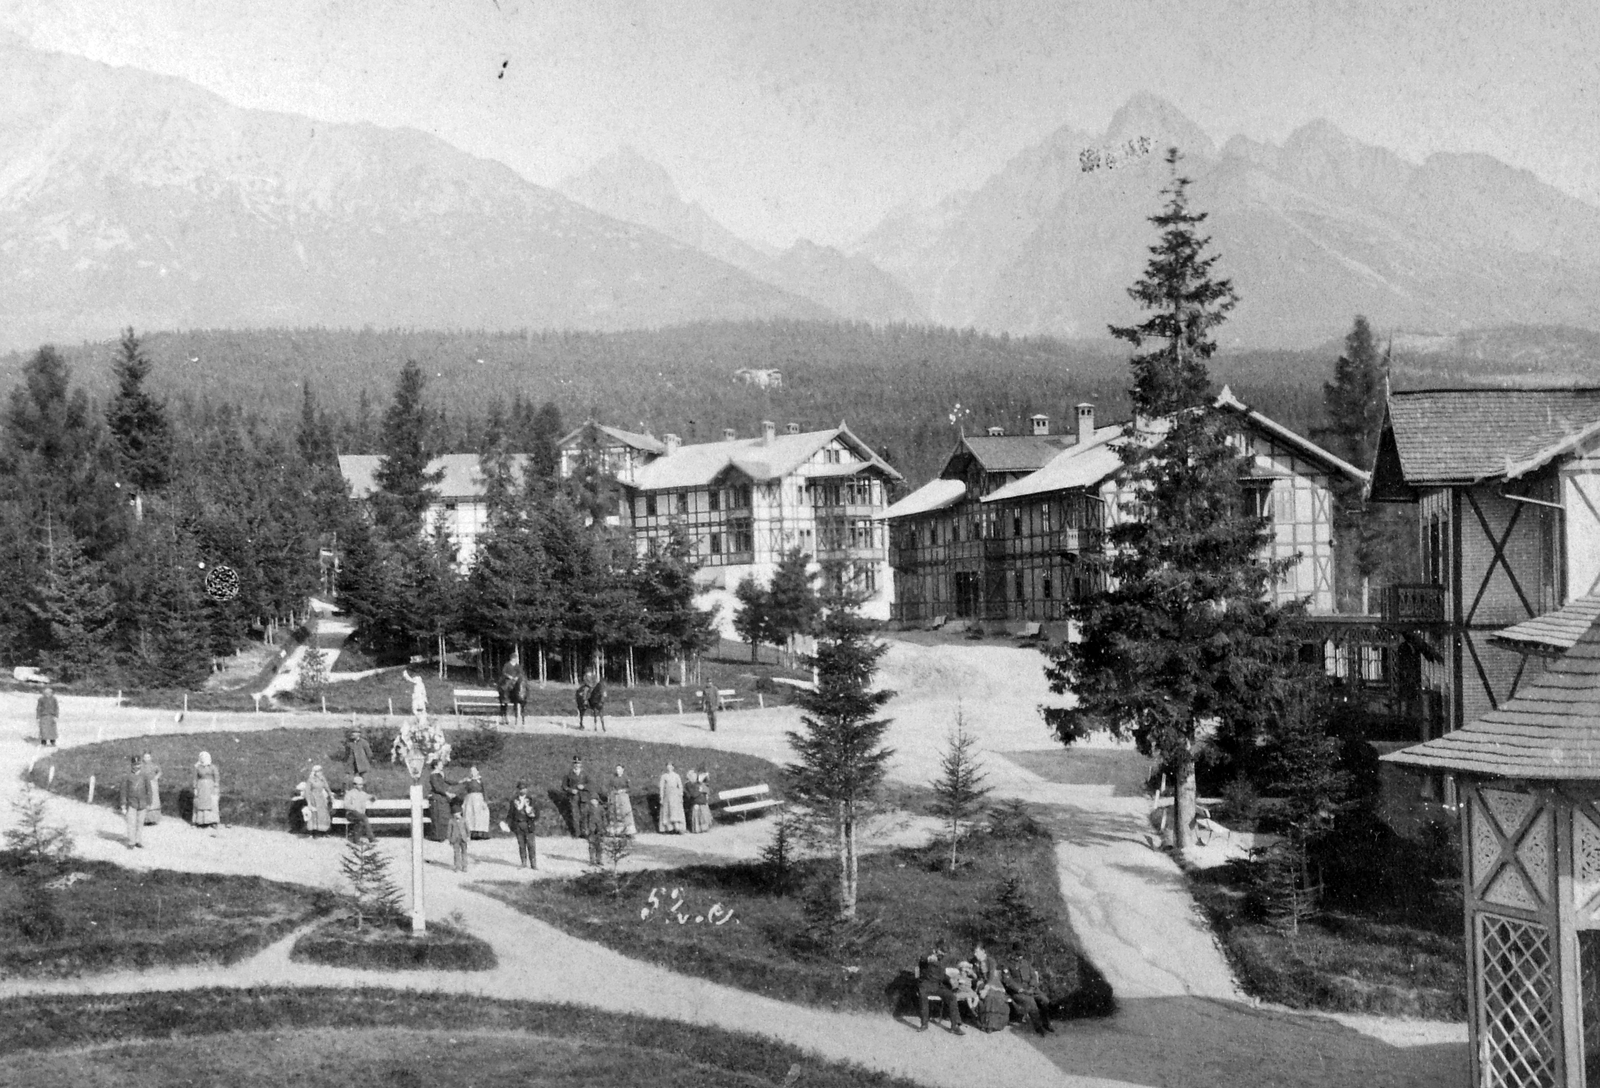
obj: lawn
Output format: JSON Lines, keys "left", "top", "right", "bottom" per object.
{"left": 35, "top": 729, "right": 789, "bottom": 833}
{"left": 0, "top": 858, "right": 335, "bottom": 978}
{"left": 483, "top": 817, "right": 1114, "bottom": 1021}
{"left": 290, "top": 914, "right": 496, "bottom": 971}
{"left": 0, "top": 990, "right": 920, "bottom": 1088}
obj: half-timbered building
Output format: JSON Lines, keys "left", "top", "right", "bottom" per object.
{"left": 556, "top": 422, "right": 666, "bottom": 486}
{"left": 338, "top": 453, "right": 529, "bottom": 570}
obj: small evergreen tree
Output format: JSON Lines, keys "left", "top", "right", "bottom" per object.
{"left": 759, "top": 811, "right": 801, "bottom": 895}
{"left": 595, "top": 802, "right": 634, "bottom": 898}
{"left": 339, "top": 834, "right": 404, "bottom": 930}
{"left": 992, "top": 862, "right": 1049, "bottom": 955}
{"left": 767, "top": 547, "right": 820, "bottom": 664}
{"left": 105, "top": 328, "right": 172, "bottom": 497}
{"left": 296, "top": 643, "right": 329, "bottom": 700}
{"left": 5, "top": 785, "right": 75, "bottom": 870}
{"left": 785, "top": 599, "right": 895, "bottom": 919}
{"left": 929, "top": 711, "right": 991, "bottom": 873}
{"left": 733, "top": 574, "right": 774, "bottom": 663}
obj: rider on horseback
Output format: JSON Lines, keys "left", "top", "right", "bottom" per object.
{"left": 498, "top": 651, "right": 527, "bottom": 725}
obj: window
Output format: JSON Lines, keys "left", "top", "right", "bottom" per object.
{"left": 1012, "top": 513, "right": 1023, "bottom": 538}
{"left": 1427, "top": 515, "right": 1444, "bottom": 586}
{"left": 1244, "top": 482, "right": 1273, "bottom": 523}
{"left": 859, "top": 565, "right": 878, "bottom": 593}
{"left": 709, "top": 489, "right": 721, "bottom": 512}
{"left": 1013, "top": 570, "right": 1024, "bottom": 601}
{"left": 644, "top": 494, "right": 657, "bottom": 518}
{"left": 731, "top": 519, "right": 753, "bottom": 554}
{"left": 676, "top": 492, "right": 689, "bottom": 515}
{"left": 731, "top": 485, "right": 752, "bottom": 509}
{"left": 1043, "top": 575, "right": 1053, "bottom": 600}
{"left": 709, "top": 532, "right": 722, "bottom": 556}
{"left": 824, "top": 448, "right": 842, "bottom": 464}
{"left": 1043, "top": 505, "right": 1053, "bottom": 532}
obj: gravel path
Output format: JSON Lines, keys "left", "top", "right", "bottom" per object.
{"left": 0, "top": 638, "right": 1469, "bottom": 1087}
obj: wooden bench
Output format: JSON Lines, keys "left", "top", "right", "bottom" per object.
{"left": 453, "top": 687, "right": 501, "bottom": 715}
{"left": 697, "top": 688, "right": 744, "bottom": 710}
{"left": 715, "top": 783, "right": 782, "bottom": 820}
{"left": 1013, "top": 621, "right": 1042, "bottom": 641}
{"left": 926, "top": 615, "right": 946, "bottom": 631}
{"left": 292, "top": 796, "right": 431, "bottom": 834}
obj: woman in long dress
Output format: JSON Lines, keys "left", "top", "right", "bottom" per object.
{"left": 973, "top": 943, "right": 1012, "bottom": 1032}
{"left": 688, "top": 770, "right": 712, "bottom": 833}
{"left": 142, "top": 753, "right": 163, "bottom": 825}
{"left": 191, "top": 751, "right": 220, "bottom": 828}
{"left": 657, "top": 762, "right": 686, "bottom": 834}
{"left": 427, "top": 761, "right": 454, "bottom": 842}
{"left": 463, "top": 766, "right": 491, "bottom": 840}
{"left": 608, "top": 765, "right": 637, "bottom": 836}
{"left": 304, "top": 765, "right": 332, "bottom": 835}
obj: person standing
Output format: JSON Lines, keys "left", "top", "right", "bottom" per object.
{"left": 703, "top": 690, "right": 717, "bottom": 734}
{"left": 463, "top": 766, "right": 491, "bottom": 840}
{"left": 35, "top": 685, "right": 59, "bottom": 747}
{"left": 347, "top": 729, "right": 372, "bottom": 779}
{"left": 427, "top": 760, "right": 454, "bottom": 842}
{"left": 142, "top": 752, "right": 163, "bottom": 825}
{"left": 447, "top": 793, "right": 470, "bottom": 872}
{"left": 303, "top": 765, "right": 332, "bottom": 836}
{"left": 687, "top": 770, "right": 712, "bottom": 833}
{"left": 608, "top": 764, "right": 637, "bottom": 836}
{"left": 562, "top": 757, "right": 590, "bottom": 837}
{"left": 507, "top": 781, "right": 539, "bottom": 869}
{"left": 191, "top": 752, "right": 221, "bottom": 829}
{"left": 915, "top": 943, "right": 965, "bottom": 1035}
{"left": 343, "top": 775, "right": 374, "bottom": 841}
{"left": 657, "top": 762, "right": 686, "bottom": 834}
{"left": 119, "top": 755, "right": 147, "bottom": 849}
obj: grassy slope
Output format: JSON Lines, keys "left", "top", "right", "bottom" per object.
{"left": 35, "top": 730, "right": 786, "bottom": 832}
{"left": 483, "top": 832, "right": 1113, "bottom": 1019}
{"left": 0, "top": 989, "right": 921, "bottom": 1088}
{"left": 0, "top": 859, "right": 335, "bottom": 978}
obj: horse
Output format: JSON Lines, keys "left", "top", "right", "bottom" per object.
{"left": 497, "top": 673, "right": 526, "bottom": 726}
{"left": 587, "top": 679, "right": 607, "bottom": 733}
{"left": 575, "top": 681, "right": 591, "bottom": 730}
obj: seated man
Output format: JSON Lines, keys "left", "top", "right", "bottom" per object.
{"left": 1001, "top": 945, "right": 1055, "bottom": 1036}
{"left": 915, "top": 943, "right": 965, "bottom": 1035}
{"left": 343, "top": 775, "right": 374, "bottom": 842}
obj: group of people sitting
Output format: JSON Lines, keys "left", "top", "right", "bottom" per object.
{"left": 914, "top": 938, "right": 1056, "bottom": 1037}
{"left": 116, "top": 750, "right": 222, "bottom": 848}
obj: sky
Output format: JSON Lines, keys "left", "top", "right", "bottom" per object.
{"left": 3, "top": 0, "right": 1598, "bottom": 248}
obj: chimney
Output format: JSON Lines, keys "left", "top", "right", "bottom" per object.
{"left": 762, "top": 420, "right": 776, "bottom": 445}
{"left": 1076, "top": 403, "right": 1095, "bottom": 445}
{"left": 1030, "top": 413, "right": 1050, "bottom": 436}
{"left": 786, "top": 422, "right": 800, "bottom": 435}
{"left": 722, "top": 427, "right": 736, "bottom": 442}
{"left": 986, "top": 426, "right": 1005, "bottom": 437}
{"left": 664, "top": 433, "right": 681, "bottom": 455}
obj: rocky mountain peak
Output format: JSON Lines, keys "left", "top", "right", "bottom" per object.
{"left": 1104, "top": 92, "right": 1215, "bottom": 160}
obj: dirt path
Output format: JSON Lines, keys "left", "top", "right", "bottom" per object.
{"left": 0, "top": 639, "right": 1470, "bottom": 1087}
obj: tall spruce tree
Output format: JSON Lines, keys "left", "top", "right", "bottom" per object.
{"left": 105, "top": 328, "right": 172, "bottom": 498}
{"left": 767, "top": 548, "right": 820, "bottom": 663}
{"left": 1314, "top": 316, "right": 1393, "bottom": 603}
{"left": 785, "top": 600, "right": 895, "bottom": 919}
{"left": 371, "top": 361, "right": 443, "bottom": 541}
{"left": 32, "top": 529, "right": 115, "bottom": 682}
{"left": 1043, "top": 149, "right": 1300, "bottom": 848}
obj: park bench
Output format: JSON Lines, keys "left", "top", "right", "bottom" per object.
{"left": 926, "top": 615, "right": 946, "bottom": 631}
{"left": 697, "top": 688, "right": 744, "bottom": 710}
{"left": 715, "top": 783, "right": 782, "bottom": 820}
{"left": 292, "top": 795, "right": 431, "bottom": 834}
{"left": 453, "top": 687, "right": 501, "bottom": 715}
{"left": 1013, "top": 621, "right": 1042, "bottom": 641}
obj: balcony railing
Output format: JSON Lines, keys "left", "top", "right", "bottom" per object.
{"left": 1381, "top": 583, "right": 1447, "bottom": 624}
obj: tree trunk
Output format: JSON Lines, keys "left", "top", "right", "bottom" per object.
{"left": 1173, "top": 753, "right": 1198, "bottom": 850}
{"left": 750, "top": 639, "right": 759, "bottom": 663}
{"left": 845, "top": 808, "right": 859, "bottom": 919}
{"left": 537, "top": 644, "right": 547, "bottom": 686}
{"left": 837, "top": 802, "right": 854, "bottom": 919}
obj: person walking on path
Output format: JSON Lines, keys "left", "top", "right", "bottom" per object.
{"left": 657, "top": 762, "right": 686, "bottom": 834}
{"left": 343, "top": 775, "right": 374, "bottom": 841}
{"left": 402, "top": 669, "right": 428, "bottom": 730}
{"left": 607, "top": 764, "right": 637, "bottom": 836}
{"left": 141, "top": 752, "right": 163, "bottom": 825}
{"left": 915, "top": 943, "right": 965, "bottom": 1036}
{"left": 303, "top": 765, "right": 332, "bottom": 836}
{"left": 427, "top": 760, "right": 454, "bottom": 843}
{"left": 35, "top": 686, "right": 58, "bottom": 747}
{"left": 463, "top": 766, "right": 491, "bottom": 840}
{"left": 507, "top": 781, "right": 539, "bottom": 869}
{"left": 346, "top": 729, "right": 372, "bottom": 778}
{"left": 562, "top": 757, "right": 591, "bottom": 837}
{"left": 688, "top": 770, "right": 712, "bottom": 834}
{"left": 448, "top": 793, "right": 470, "bottom": 872}
{"left": 119, "top": 755, "right": 147, "bottom": 849}
{"left": 191, "top": 752, "right": 221, "bottom": 829}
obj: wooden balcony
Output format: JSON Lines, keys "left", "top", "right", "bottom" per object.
{"left": 1381, "top": 583, "right": 1448, "bottom": 625}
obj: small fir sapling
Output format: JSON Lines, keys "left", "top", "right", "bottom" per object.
{"left": 295, "top": 643, "right": 328, "bottom": 700}
{"left": 929, "top": 710, "right": 991, "bottom": 873}
{"left": 4, "top": 785, "right": 75, "bottom": 871}
{"left": 339, "top": 835, "right": 404, "bottom": 930}
{"left": 759, "top": 811, "right": 800, "bottom": 895}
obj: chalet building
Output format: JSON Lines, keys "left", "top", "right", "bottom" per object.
{"left": 338, "top": 453, "right": 527, "bottom": 570}
{"left": 1369, "top": 388, "right": 1600, "bottom": 742}
{"left": 556, "top": 422, "right": 666, "bottom": 486}
{"left": 621, "top": 420, "right": 901, "bottom": 616}
{"left": 734, "top": 368, "right": 783, "bottom": 389}
{"left": 883, "top": 392, "right": 1364, "bottom": 627}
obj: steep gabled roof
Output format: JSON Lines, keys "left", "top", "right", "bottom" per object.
{"left": 880, "top": 479, "right": 967, "bottom": 521}
{"left": 1385, "top": 613, "right": 1600, "bottom": 780}
{"left": 557, "top": 422, "right": 667, "bottom": 454}
{"left": 626, "top": 424, "right": 901, "bottom": 491}
{"left": 946, "top": 434, "right": 1075, "bottom": 476}
{"left": 1491, "top": 591, "right": 1600, "bottom": 656}
{"left": 1375, "top": 388, "right": 1600, "bottom": 489}
{"left": 339, "top": 453, "right": 529, "bottom": 501}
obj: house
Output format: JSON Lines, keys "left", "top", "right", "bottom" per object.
{"left": 621, "top": 420, "right": 902, "bottom": 617}
{"left": 338, "top": 453, "right": 527, "bottom": 570}
{"left": 883, "top": 391, "right": 1364, "bottom": 628}
{"left": 734, "top": 368, "right": 783, "bottom": 390}
{"left": 1368, "top": 387, "right": 1600, "bottom": 742}
{"left": 556, "top": 422, "right": 666, "bottom": 486}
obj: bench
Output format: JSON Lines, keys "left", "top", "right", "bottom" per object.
{"left": 697, "top": 688, "right": 744, "bottom": 710}
{"left": 292, "top": 796, "right": 431, "bottom": 834}
{"left": 715, "top": 783, "right": 783, "bottom": 820}
{"left": 453, "top": 687, "right": 501, "bottom": 715}
{"left": 1013, "top": 621, "right": 1042, "bottom": 641}
{"left": 926, "top": 615, "right": 946, "bottom": 631}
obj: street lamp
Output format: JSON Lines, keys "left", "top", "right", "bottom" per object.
{"left": 404, "top": 748, "right": 427, "bottom": 936}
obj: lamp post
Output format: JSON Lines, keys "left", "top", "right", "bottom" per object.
{"left": 405, "top": 749, "right": 427, "bottom": 936}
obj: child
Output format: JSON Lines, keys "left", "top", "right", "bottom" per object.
{"left": 448, "top": 793, "right": 470, "bottom": 872}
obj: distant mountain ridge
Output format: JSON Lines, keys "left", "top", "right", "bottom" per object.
{"left": 559, "top": 147, "right": 926, "bottom": 324}
{"left": 858, "top": 92, "right": 1600, "bottom": 348}
{"left": 0, "top": 38, "right": 834, "bottom": 351}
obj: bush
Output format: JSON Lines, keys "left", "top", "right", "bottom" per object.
{"left": 5, "top": 886, "right": 66, "bottom": 942}
{"left": 757, "top": 813, "right": 801, "bottom": 895}
{"left": 1219, "top": 776, "right": 1260, "bottom": 828}
{"left": 290, "top": 916, "right": 496, "bottom": 971}
{"left": 986, "top": 798, "right": 1046, "bottom": 841}
{"left": 451, "top": 721, "right": 506, "bottom": 764}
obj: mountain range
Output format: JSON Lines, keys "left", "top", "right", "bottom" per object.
{"left": 6, "top": 35, "right": 1600, "bottom": 354}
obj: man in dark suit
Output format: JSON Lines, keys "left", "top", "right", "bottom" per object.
{"left": 915, "top": 942, "right": 965, "bottom": 1035}
{"left": 1002, "top": 945, "right": 1055, "bottom": 1035}
{"left": 562, "top": 757, "right": 591, "bottom": 837}
{"left": 508, "top": 780, "right": 540, "bottom": 868}
{"left": 347, "top": 729, "right": 372, "bottom": 778}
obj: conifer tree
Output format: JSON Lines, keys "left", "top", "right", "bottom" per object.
{"left": 1314, "top": 316, "right": 1395, "bottom": 601}
{"left": 340, "top": 835, "right": 404, "bottom": 930}
{"left": 528, "top": 399, "right": 565, "bottom": 483}
{"left": 105, "top": 328, "right": 172, "bottom": 497}
{"left": 371, "top": 361, "right": 443, "bottom": 541}
{"left": 733, "top": 575, "right": 774, "bottom": 663}
{"left": 1044, "top": 149, "right": 1298, "bottom": 848}
{"left": 767, "top": 548, "right": 820, "bottom": 663}
{"left": 638, "top": 523, "right": 719, "bottom": 679}
{"left": 785, "top": 599, "right": 895, "bottom": 919}
{"left": 296, "top": 379, "right": 337, "bottom": 467}
{"left": 929, "top": 711, "right": 991, "bottom": 873}
{"left": 32, "top": 529, "right": 115, "bottom": 682}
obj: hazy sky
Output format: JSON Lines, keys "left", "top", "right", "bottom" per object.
{"left": 4, "top": 0, "right": 1598, "bottom": 247}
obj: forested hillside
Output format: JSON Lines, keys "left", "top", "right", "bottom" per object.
{"left": 3, "top": 321, "right": 1380, "bottom": 488}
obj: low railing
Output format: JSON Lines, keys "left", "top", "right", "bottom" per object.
{"left": 1382, "top": 583, "right": 1447, "bottom": 624}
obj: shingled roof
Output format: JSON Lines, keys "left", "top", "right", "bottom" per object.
{"left": 339, "top": 454, "right": 529, "bottom": 501}
{"left": 1491, "top": 592, "right": 1600, "bottom": 656}
{"left": 1384, "top": 612, "right": 1600, "bottom": 780}
{"left": 954, "top": 434, "right": 1075, "bottom": 474}
{"left": 1374, "top": 388, "right": 1600, "bottom": 491}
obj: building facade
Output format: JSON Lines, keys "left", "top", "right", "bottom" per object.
{"left": 556, "top": 422, "right": 666, "bottom": 486}
{"left": 338, "top": 453, "right": 528, "bottom": 570}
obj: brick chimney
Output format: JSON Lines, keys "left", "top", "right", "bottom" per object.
{"left": 1076, "top": 403, "right": 1095, "bottom": 445}
{"left": 762, "top": 420, "right": 776, "bottom": 445}
{"left": 786, "top": 422, "right": 800, "bottom": 435}
{"left": 722, "top": 427, "right": 736, "bottom": 442}
{"left": 1030, "top": 413, "right": 1050, "bottom": 436}
{"left": 664, "top": 433, "right": 681, "bottom": 455}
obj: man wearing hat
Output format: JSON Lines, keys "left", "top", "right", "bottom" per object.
{"left": 507, "top": 780, "right": 540, "bottom": 868}
{"left": 346, "top": 728, "right": 372, "bottom": 779}
{"left": 343, "top": 774, "right": 374, "bottom": 842}
{"left": 119, "top": 754, "right": 147, "bottom": 848}
{"left": 562, "top": 757, "right": 591, "bottom": 837}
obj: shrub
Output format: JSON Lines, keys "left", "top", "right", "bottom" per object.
{"left": 986, "top": 798, "right": 1045, "bottom": 841}
{"left": 294, "top": 646, "right": 328, "bottom": 700}
{"left": 758, "top": 813, "right": 801, "bottom": 895}
{"left": 451, "top": 721, "right": 506, "bottom": 764}
{"left": 4, "top": 787, "right": 75, "bottom": 872}
{"left": 1219, "top": 776, "right": 1260, "bottom": 828}
{"left": 793, "top": 880, "right": 881, "bottom": 962}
